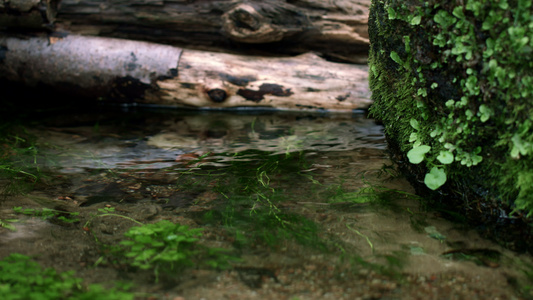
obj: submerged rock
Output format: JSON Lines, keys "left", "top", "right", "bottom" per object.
{"left": 368, "top": 0, "right": 533, "bottom": 252}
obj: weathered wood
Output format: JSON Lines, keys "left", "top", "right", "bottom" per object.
{"left": 0, "top": 0, "right": 60, "bottom": 29}
{"left": 0, "top": 34, "right": 370, "bottom": 111}
{"left": 0, "top": 34, "right": 182, "bottom": 98}
{"left": 55, "top": 0, "right": 370, "bottom": 63}
{"left": 151, "top": 49, "right": 371, "bottom": 111}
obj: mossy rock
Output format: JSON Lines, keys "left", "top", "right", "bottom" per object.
{"left": 368, "top": 0, "right": 533, "bottom": 252}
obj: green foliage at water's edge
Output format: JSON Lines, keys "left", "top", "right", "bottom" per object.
{"left": 0, "top": 253, "right": 133, "bottom": 300}
{"left": 368, "top": 1, "right": 533, "bottom": 216}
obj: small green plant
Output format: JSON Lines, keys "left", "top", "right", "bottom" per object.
{"left": 114, "top": 220, "right": 237, "bottom": 282}
{"left": 84, "top": 206, "right": 143, "bottom": 230}
{"left": 202, "top": 151, "right": 327, "bottom": 250}
{"left": 13, "top": 206, "right": 80, "bottom": 224}
{"left": 0, "top": 253, "right": 133, "bottom": 300}
{"left": 0, "top": 218, "right": 17, "bottom": 231}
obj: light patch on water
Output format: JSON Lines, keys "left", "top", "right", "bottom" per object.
{"left": 1, "top": 217, "right": 51, "bottom": 242}
{"left": 35, "top": 112, "right": 385, "bottom": 172}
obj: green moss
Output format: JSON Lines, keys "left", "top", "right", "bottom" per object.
{"left": 369, "top": 0, "right": 533, "bottom": 217}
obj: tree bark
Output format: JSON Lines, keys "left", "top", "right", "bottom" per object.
{"left": 0, "top": 0, "right": 60, "bottom": 29}
{"left": 55, "top": 0, "right": 370, "bottom": 64}
{"left": 0, "top": 33, "right": 370, "bottom": 111}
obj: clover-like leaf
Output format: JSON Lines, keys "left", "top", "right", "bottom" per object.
{"left": 407, "top": 145, "right": 431, "bottom": 164}
{"left": 410, "top": 15, "right": 422, "bottom": 25}
{"left": 436, "top": 150, "right": 454, "bottom": 164}
{"left": 390, "top": 51, "right": 404, "bottom": 66}
{"left": 478, "top": 104, "right": 492, "bottom": 122}
{"left": 434, "top": 10, "right": 455, "bottom": 28}
{"left": 409, "top": 132, "right": 418, "bottom": 142}
{"left": 424, "top": 167, "right": 447, "bottom": 190}
{"left": 410, "top": 118, "right": 420, "bottom": 130}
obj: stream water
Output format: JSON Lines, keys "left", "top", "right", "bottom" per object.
{"left": 0, "top": 107, "right": 532, "bottom": 299}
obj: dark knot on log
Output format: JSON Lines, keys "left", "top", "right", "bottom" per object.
{"left": 221, "top": 2, "right": 310, "bottom": 44}
{"left": 207, "top": 88, "right": 227, "bottom": 103}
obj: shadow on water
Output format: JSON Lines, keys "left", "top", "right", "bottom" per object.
{"left": 0, "top": 107, "right": 532, "bottom": 299}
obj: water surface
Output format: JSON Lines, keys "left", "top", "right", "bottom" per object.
{"left": 0, "top": 108, "right": 531, "bottom": 299}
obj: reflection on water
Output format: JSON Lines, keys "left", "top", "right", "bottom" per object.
{"left": 37, "top": 110, "right": 385, "bottom": 171}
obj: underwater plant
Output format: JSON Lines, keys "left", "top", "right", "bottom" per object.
{"left": 0, "top": 253, "right": 133, "bottom": 300}
{"left": 112, "top": 220, "right": 237, "bottom": 282}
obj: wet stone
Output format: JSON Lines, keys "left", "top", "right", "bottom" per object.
{"left": 131, "top": 204, "right": 161, "bottom": 221}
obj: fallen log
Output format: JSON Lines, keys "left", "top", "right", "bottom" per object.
{"left": 0, "top": 34, "right": 371, "bottom": 111}
{"left": 55, "top": 0, "right": 370, "bottom": 63}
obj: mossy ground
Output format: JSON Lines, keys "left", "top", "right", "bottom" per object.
{"left": 368, "top": 0, "right": 533, "bottom": 252}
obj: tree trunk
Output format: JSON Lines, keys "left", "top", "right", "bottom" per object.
{"left": 0, "top": 33, "right": 370, "bottom": 111}
{"left": 55, "top": 0, "right": 370, "bottom": 64}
